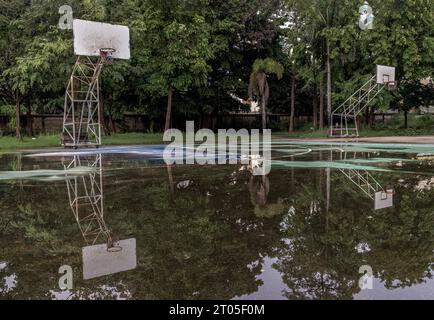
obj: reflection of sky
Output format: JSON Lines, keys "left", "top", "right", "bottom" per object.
{"left": 234, "top": 257, "right": 288, "bottom": 300}
{"left": 234, "top": 256, "right": 434, "bottom": 300}
{"left": 1, "top": 275, "right": 17, "bottom": 293}
{"left": 0, "top": 262, "right": 18, "bottom": 294}
{"left": 354, "top": 276, "right": 434, "bottom": 300}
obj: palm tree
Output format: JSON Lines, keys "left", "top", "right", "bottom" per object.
{"left": 248, "top": 58, "right": 284, "bottom": 129}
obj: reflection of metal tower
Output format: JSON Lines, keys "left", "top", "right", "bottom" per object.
{"left": 340, "top": 167, "right": 393, "bottom": 210}
{"left": 62, "top": 54, "right": 111, "bottom": 148}
{"left": 331, "top": 149, "right": 393, "bottom": 210}
{"left": 339, "top": 168, "right": 383, "bottom": 200}
{"left": 64, "top": 154, "right": 115, "bottom": 246}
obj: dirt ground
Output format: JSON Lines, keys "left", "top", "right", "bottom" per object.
{"left": 285, "top": 136, "right": 434, "bottom": 144}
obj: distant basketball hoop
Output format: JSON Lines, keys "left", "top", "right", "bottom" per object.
{"left": 376, "top": 65, "right": 397, "bottom": 91}
{"left": 384, "top": 81, "right": 397, "bottom": 90}
{"left": 99, "top": 48, "right": 116, "bottom": 64}
{"left": 330, "top": 64, "right": 397, "bottom": 138}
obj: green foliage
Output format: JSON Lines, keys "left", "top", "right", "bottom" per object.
{"left": 0, "top": 0, "right": 432, "bottom": 136}
{"left": 254, "top": 200, "right": 286, "bottom": 218}
{"left": 252, "top": 58, "right": 284, "bottom": 80}
{"left": 130, "top": 0, "right": 214, "bottom": 94}
{"left": 249, "top": 58, "right": 284, "bottom": 100}
{"left": 0, "top": 104, "right": 15, "bottom": 132}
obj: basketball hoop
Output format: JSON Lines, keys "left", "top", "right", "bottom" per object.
{"left": 63, "top": 19, "right": 130, "bottom": 148}
{"left": 99, "top": 48, "right": 116, "bottom": 64}
{"left": 384, "top": 81, "right": 397, "bottom": 90}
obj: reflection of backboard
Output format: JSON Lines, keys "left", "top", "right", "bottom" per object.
{"left": 73, "top": 19, "right": 130, "bottom": 59}
{"left": 374, "top": 190, "right": 393, "bottom": 210}
{"left": 82, "top": 238, "right": 137, "bottom": 280}
{"left": 376, "top": 65, "right": 395, "bottom": 84}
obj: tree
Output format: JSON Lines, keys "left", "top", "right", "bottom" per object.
{"left": 248, "top": 58, "right": 284, "bottom": 129}
{"left": 128, "top": 0, "right": 215, "bottom": 132}
{"left": 0, "top": 0, "right": 29, "bottom": 140}
{"left": 367, "top": 0, "right": 434, "bottom": 128}
{"left": 0, "top": 0, "right": 72, "bottom": 140}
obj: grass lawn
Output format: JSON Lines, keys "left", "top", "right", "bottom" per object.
{"left": 0, "top": 132, "right": 165, "bottom": 152}
{"left": 275, "top": 128, "right": 434, "bottom": 139}
{"left": 2, "top": 123, "right": 434, "bottom": 153}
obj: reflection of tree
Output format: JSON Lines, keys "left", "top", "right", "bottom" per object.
{"left": 0, "top": 163, "right": 283, "bottom": 299}
{"left": 248, "top": 174, "right": 287, "bottom": 219}
{"left": 4, "top": 154, "right": 434, "bottom": 299}
{"left": 274, "top": 172, "right": 363, "bottom": 300}
{"left": 249, "top": 175, "right": 270, "bottom": 207}
{"left": 274, "top": 169, "right": 434, "bottom": 299}
{"left": 120, "top": 165, "right": 282, "bottom": 299}
{"left": 364, "top": 176, "right": 434, "bottom": 289}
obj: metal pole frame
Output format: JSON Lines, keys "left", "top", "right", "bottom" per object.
{"left": 62, "top": 55, "right": 107, "bottom": 148}
{"left": 330, "top": 74, "right": 388, "bottom": 138}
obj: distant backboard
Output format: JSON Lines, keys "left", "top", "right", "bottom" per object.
{"left": 82, "top": 238, "right": 136, "bottom": 280}
{"left": 73, "top": 19, "right": 130, "bottom": 59}
{"left": 376, "top": 65, "right": 395, "bottom": 84}
{"left": 374, "top": 190, "right": 393, "bottom": 210}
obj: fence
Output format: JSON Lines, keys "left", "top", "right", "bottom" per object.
{"left": 0, "top": 112, "right": 401, "bottom": 135}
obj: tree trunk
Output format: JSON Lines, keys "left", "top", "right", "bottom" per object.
{"left": 261, "top": 95, "right": 267, "bottom": 130}
{"left": 16, "top": 101, "right": 22, "bottom": 141}
{"left": 41, "top": 116, "right": 46, "bottom": 134}
{"left": 326, "top": 167, "right": 330, "bottom": 213}
{"left": 319, "top": 75, "right": 324, "bottom": 130}
{"left": 365, "top": 107, "right": 370, "bottom": 127}
{"left": 312, "top": 92, "right": 318, "bottom": 130}
{"left": 165, "top": 83, "right": 173, "bottom": 132}
{"left": 166, "top": 165, "right": 175, "bottom": 198}
{"left": 289, "top": 76, "right": 296, "bottom": 132}
{"left": 99, "top": 92, "right": 109, "bottom": 136}
{"left": 369, "top": 107, "right": 375, "bottom": 128}
{"left": 108, "top": 94, "right": 116, "bottom": 133}
{"left": 326, "top": 41, "right": 332, "bottom": 133}
{"left": 27, "top": 105, "right": 33, "bottom": 136}
{"left": 109, "top": 116, "right": 116, "bottom": 133}
{"left": 404, "top": 110, "right": 408, "bottom": 129}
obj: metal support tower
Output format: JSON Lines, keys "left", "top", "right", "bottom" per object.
{"left": 62, "top": 55, "right": 109, "bottom": 148}
{"left": 64, "top": 154, "right": 115, "bottom": 246}
{"left": 330, "top": 75, "right": 386, "bottom": 138}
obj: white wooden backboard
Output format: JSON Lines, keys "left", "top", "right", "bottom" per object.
{"left": 376, "top": 65, "right": 395, "bottom": 84}
{"left": 73, "top": 19, "right": 130, "bottom": 59}
{"left": 82, "top": 238, "right": 136, "bottom": 280}
{"left": 374, "top": 190, "right": 393, "bottom": 210}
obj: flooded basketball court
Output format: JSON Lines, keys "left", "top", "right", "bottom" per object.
{"left": 1, "top": 140, "right": 434, "bottom": 299}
